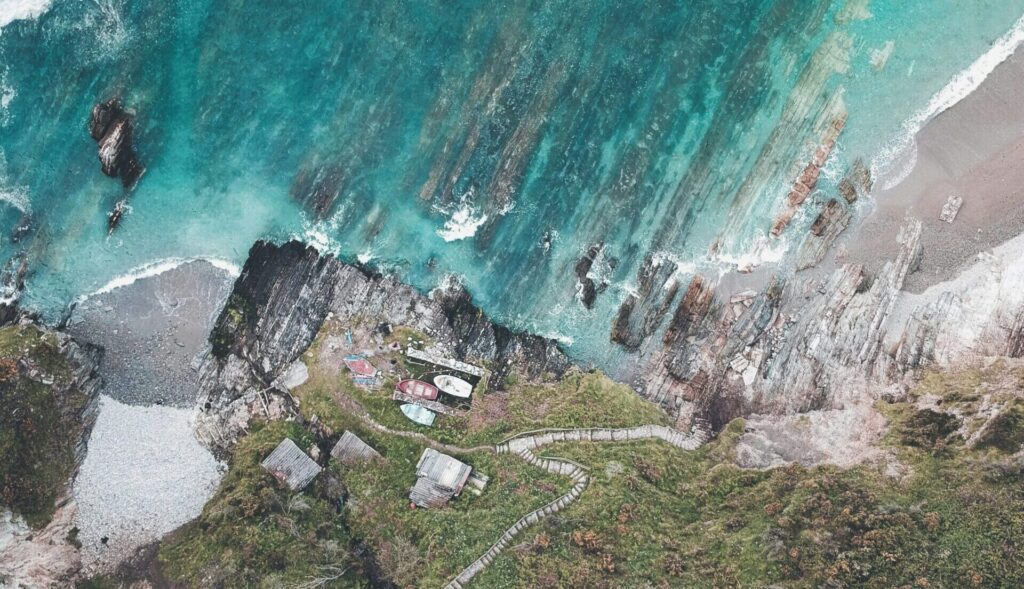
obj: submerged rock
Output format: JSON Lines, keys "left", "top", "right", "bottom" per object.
{"left": 574, "top": 243, "right": 605, "bottom": 309}
{"left": 290, "top": 164, "right": 345, "bottom": 219}
{"left": 88, "top": 99, "right": 145, "bottom": 189}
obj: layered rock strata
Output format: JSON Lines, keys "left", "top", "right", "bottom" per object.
{"left": 89, "top": 99, "right": 144, "bottom": 188}
{"left": 196, "top": 240, "right": 570, "bottom": 451}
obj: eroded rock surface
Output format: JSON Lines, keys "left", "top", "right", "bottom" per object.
{"left": 89, "top": 99, "right": 144, "bottom": 188}
{"left": 197, "top": 240, "right": 570, "bottom": 451}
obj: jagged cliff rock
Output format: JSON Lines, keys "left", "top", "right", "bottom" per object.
{"left": 89, "top": 99, "right": 144, "bottom": 188}
{"left": 611, "top": 255, "right": 680, "bottom": 350}
{"left": 197, "top": 240, "right": 570, "bottom": 451}
{"left": 631, "top": 222, "right": 931, "bottom": 428}
{"left": 796, "top": 197, "right": 852, "bottom": 271}
{"left": 0, "top": 319, "right": 103, "bottom": 588}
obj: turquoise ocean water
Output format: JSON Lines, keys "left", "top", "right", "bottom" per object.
{"left": 1, "top": 0, "right": 1023, "bottom": 366}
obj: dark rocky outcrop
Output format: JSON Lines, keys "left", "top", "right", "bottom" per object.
{"left": 574, "top": 243, "right": 604, "bottom": 309}
{"left": 611, "top": 255, "right": 680, "bottom": 350}
{"left": 837, "top": 158, "right": 872, "bottom": 204}
{"left": 89, "top": 99, "right": 144, "bottom": 188}
{"left": 796, "top": 197, "right": 852, "bottom": 271}
{"left": 0, "top": 320, "right": 103, "bottom": 527}
{"left": 198, "top": 240, "right": 571, "bottom": 449}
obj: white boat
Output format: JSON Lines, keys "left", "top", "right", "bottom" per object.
{"left": 433, "top": 374, "right": 473, "bottom": 399}
{"left": 400, "top": 403, "right": 436, "bottom": 426}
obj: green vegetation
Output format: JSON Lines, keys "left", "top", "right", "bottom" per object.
{"left": 0, "top": 325, "right": 86, "bottom": 528}
{"left": 474, "top": 367, "right": 1024, "bottom": 589}
{"left": 298, "top": 319, "right": 670, "bottom": 448}
{"left": 158, "top": 421, "right": 356, "bottom": 588}
{"left": 210, "top": 294, "right": 253, "bottom": 358}
{"left": 292, "top": 383, "right": 567, "bottom": 587}
{"left": 162, "top": 318, "right": 1024, "bottom": 588}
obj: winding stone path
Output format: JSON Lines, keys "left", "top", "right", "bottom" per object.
{"left": 322, "top": 390, "right": 709, "bottom": 589}
{"left": 443, "top": 425, "right": 707, "bottom": 589}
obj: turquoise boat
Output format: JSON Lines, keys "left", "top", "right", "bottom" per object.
{"left": 400, "top": 403, "right": 436, "bottom": 427}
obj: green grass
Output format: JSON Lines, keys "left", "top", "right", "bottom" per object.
{"left": 295, "top": 319, "right": 671, "bottom": 449}
{"left": 292, "top": 383, "right": 568, "bottom": 587}
{"left": 165, "top": 318, "right": 1024, "bottom": 588}
{"left": 474, "top": 389, "right": 1024, "bottom": 589}
{"left": 158, "top": 421, "right": 358, "bottom": 588}
{"left": 0, "top": 325, "right": 86, "bottom": 528}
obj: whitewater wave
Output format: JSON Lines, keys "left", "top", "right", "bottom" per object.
{"left": 82, "top": 256, "right": 241, "bottom": 300}
{"left": 872, "top": 13, "right": 1024, "bottom": 189}
{"left": 436, "top": 203, "right": 487, "bottom": 242}
{"left": 0, "top": 0, "right": 51, "bottom": 29}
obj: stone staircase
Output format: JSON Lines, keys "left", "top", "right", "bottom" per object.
{"left": 443, "top": 424, "right": 707, "bottom": 589}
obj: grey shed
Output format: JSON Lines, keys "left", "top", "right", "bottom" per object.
{"left": 261, "top": 438, "right": 322, "bottom": 491}
{"left": 408, "top": 448, "right": 473, "bottom": 508}
{"left": 330, "top": 431, "right": 383, "bottom": 465}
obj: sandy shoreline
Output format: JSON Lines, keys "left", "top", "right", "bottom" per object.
{"left": 844, "top": 47, "right": 1024, "bottom": 292}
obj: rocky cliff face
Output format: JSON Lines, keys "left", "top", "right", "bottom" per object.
{"left": 626, "top": 216, "right": 1024, "bottom": 433}
{"left": 196, "top": 240, "right": 570, "bottom": 451}
{"left": 0, "top": 318, "right": 104, "bottom": 588}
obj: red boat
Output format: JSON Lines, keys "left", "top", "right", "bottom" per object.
{"left": 344, "top": 355, "right": 378, "bottom": 377}
{"left": 396, "top": 379, "right": 439, "bottom": 401}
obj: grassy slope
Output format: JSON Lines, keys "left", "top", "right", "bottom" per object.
{"left": 475, "top": 367, "right": 1024, "bottom": 589}
{"left": 158, "top": 421, "right": 357, "bottom": 588}
{"left": 0, "top": 324, "right": 85, "bottom": 528}
{"left": 158, "top": 317, "right": 1024, "bottom": 588}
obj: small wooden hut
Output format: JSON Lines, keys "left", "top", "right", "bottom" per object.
{"left": 408, "top": 448, "right": 474, "bottom": 508}
{"left": 261, "top": 438, "right": 322, "bottom": 491}
{"left": 330, "top": 431, "right": 383, "bottom": 465}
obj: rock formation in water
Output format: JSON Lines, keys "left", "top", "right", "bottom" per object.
{"left": 197, "top": 240, "right": 570, "bottom": 451}
{"left": 89, "top": 99, "right": 145, "bottom": 189}
{"left": 290, "top": 164, "right": 345, "bottom": 219}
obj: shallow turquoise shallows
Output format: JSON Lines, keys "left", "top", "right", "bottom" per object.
{"left": 1, "top": 0, "right": 1023, "bottom": 366}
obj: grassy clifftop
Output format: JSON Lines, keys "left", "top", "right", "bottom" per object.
{"left": 154, "top": 317, "right": 1024, "bottom": 588}
{"left": 0, "top": 324, "right": 91, "bottom": 529}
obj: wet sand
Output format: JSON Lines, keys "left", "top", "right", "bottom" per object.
{"left": 845, "top": 48, "right": 1024, "bottom": 292}
{"left": 65, "top": 260, "right": 235, "bottom": 406}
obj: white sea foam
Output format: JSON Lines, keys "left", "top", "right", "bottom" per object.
{"left": 83, "top": 256, "right": 241, "bottom": 300}
{"left": 0, "top": 0, "right": 51, "bottom": 29}
{"left": 872, "top": 13, "right": 1024, "bottom": 189}
{"left": 437, "top": 203, "right": 488, "bottom": 242}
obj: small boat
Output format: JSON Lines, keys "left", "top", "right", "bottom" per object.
{"left": 433, "top": 374, "right": 473, "bottom": 399}
{"left": 400, "top": 403, "right": 436, "bottom": 427}
{"left": 344, "top": 355, "right": 378, "bottom": 377}
{"left": 396, "top": 378, "right": 439, "bottom": 401}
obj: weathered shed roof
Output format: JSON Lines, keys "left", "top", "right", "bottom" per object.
{"left": 330, "top": 431, "right": 382, "bottom": 465}
{"left": 261, "top": 438, "right": 322, "bottom": 491}
{"left": 406, "top": 347, "right": 484, "bottom": 377}
{"left": 409, "top": 448, "right": 473, "bottom": 508}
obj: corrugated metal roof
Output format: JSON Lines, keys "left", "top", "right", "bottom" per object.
{"left": 410, "top": 448, "right": 472, "bottom": 508}
{"left": 409, "top": 478, "right": 455, "bottom": 509}
{"left": 260, "top": 438, "right": 322, "bottom": 491}
{"left": 330, "top": 431, "right": 382, "bottom": 465}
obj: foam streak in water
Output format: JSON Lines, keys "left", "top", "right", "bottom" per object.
{"left": 873, "top": 12, "right": 1024, "bottom": 189}
{"left": 83, "top": 256, "right": 241, "bottom": 299}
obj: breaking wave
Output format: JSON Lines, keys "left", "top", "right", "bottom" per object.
{"left": 872, "top": 12, "right": 1024, "bottom": 189}
{"left": 0, "top": 0, "right": 51, "bottom": 29}
{"left": 83, "top": 256, "right": 241, "bottom": 299}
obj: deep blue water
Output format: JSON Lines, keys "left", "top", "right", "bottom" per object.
{"left": 1, "top": 0, "right": 1023, "bottom": 364}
